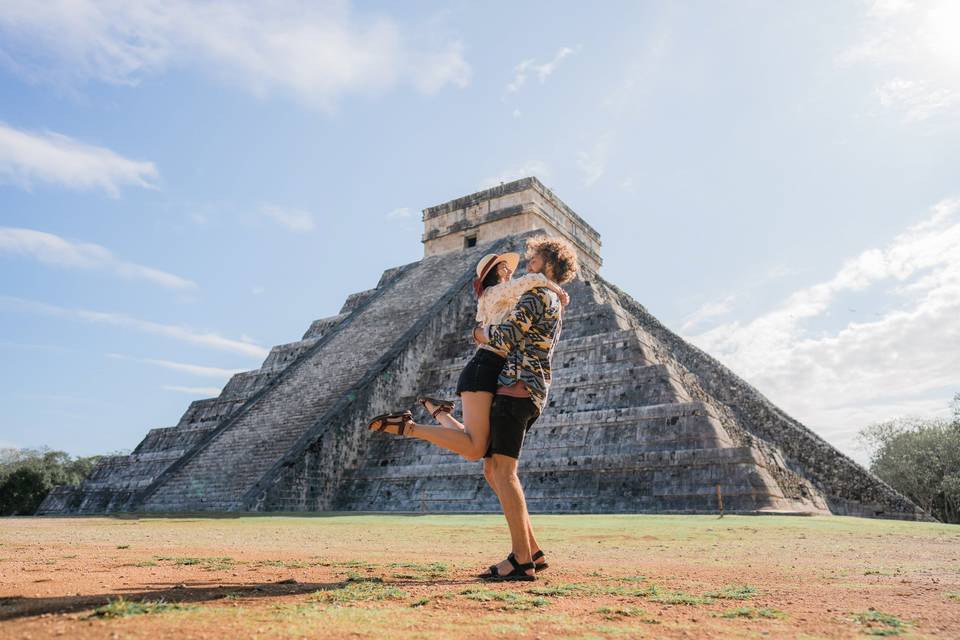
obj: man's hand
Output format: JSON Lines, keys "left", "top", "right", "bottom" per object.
{"left": 473, "top": 325, "right": 489, "bottom": 345}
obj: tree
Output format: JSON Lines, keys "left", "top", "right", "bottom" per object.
{"left": 858, "top": 397, "right": 960, "bottom": 524}
{"left": 0, "top": 448, "right": 100, "bottom": 516}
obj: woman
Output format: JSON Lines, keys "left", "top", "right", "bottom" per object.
{"left": 367, "top": 251, "right": 568, "bottom": 461}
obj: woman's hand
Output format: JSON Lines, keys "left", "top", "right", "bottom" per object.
{"left": 558, "top": 289, "right": 570, "bottom": 307}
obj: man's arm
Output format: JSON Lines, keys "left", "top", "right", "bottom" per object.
{"left": 479, "top": 287, "right": 552, "bottom": 353}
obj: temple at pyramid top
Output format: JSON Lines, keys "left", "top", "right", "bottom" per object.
{"left": 422, "top": 177, "right": 603, "bottom": 274}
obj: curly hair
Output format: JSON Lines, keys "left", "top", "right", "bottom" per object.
{"left": 525, "top": 235, "right": 579, "bottom": 285}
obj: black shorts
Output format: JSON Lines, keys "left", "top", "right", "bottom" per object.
{"left": 485, "top": 395, "right": 540, "bottom": 460}
{"left": 456, "top": 349, "right": 506, "bottom": 395}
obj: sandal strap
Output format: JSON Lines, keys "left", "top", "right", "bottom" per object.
{"left": 507, "top": 554, "right": 522, "bottom": 572}
{"left": 532, "top": 550, "right": 544, "bottom": 561}
{"left": 431, "top": 406, "right": 449, "bottom": 419}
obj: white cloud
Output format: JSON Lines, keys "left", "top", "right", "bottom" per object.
{"left": 687, "top": 199, "right": 960, "bottom": 455}
{"left": 0, "top": 1, "right": 470, "bottom": 110}
{"left": 875, "top": 78, "right": 957, "bottom": 122}
{"left": 261, "top": 203, "right": 316, "bottom": 232}
{"left": 480, "top": 161, "right": 551, "bottom": 189}
{"left": 106, "top": 353, "right": 242, "bottom": 378}
{"left": 577, "top": 134, "right": 611, "bottom": 187}
{"left": 386, "top": 207, "right": 411, "bottom": 220}
{"left": 162, "top": 385, "right": 223, "bottom": 396}
{"left": 0, "top": 227, "right": 196, "bottom": 290}
{"left": 0, "top": 122, "right": 158, "bottom": 196}
{"left": 680, "top": 296, "right": 736, "bottom": 333}
{"left": 251, "top": 285, "right": 265, "bottom": 296}
{"left": 0, "top": 295, "right": 268, "bottom": 358}
{"left": 506, "top": 46, "right": 577, "bottom": 93}
{"left": 841, "top": 0, "right": 960, "bottom": 125}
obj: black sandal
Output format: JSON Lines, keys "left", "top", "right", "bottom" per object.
{"left": 367, "top": 411, "right": 414, "bottom": 436}
{"left": 508, "top": 550, "right": 548, "bottom": 572}
{"left": 417, "top": 396, "right": 454, "bottom": 419}
{"left": 479, "top": 554, "right": 536, "bottom": 582}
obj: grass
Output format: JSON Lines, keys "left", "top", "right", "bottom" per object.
{"left": 646, "top": 585, "right": 714, "bottom": 606}
{"left": 311, "top": 581, "right": 407, "bottom": 603}
{"left": 255, "top": 559, "right": 327, "bottom": 569}
{"left": 947, "top": 593, "right": 960, "bottom": 601}
{"left": 526, "top": 582, "right": 654, "bottom": 598}
{"left": 89, "top": 597, "right": 194, "bottom": 619}
{"left": 154, "top": 556, "right": 236, "bottom": 571}
{"left": 720, "top": 607, "right": 786, "bottom": 619}
{"left": 703, "top": 585, "right": 758, "bottom": 600}
{"left": 459, "top": 587, "right": 551, "bottom": 610}
{"left": 387, "top": 561, "right": 448, "bottom": 577}
{"left": 853, "top": 610, "right": 911, "bottom": 636}
{"left": 595, "top": 605, "right": 660, "bottom": 623}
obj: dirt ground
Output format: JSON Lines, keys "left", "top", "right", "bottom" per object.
{"left": 0, "top": 513, "right": 958, "bottom": 639}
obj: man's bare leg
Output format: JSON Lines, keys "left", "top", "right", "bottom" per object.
{"left": 483, "top": 458, "right": 545, "bottom": 565}
{"left": 487, "top": 454, "right": 535, "bottom": 577}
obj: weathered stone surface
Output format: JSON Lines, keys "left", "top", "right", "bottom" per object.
{"left": 39, "top": 177, "right": 930, "bottom": 521}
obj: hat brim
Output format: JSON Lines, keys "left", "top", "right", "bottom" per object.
{"left": 476, "top": 252, "right": 522, "bottom": 289}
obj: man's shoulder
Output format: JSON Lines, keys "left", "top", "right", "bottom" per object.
{"left": 519, "top": 286, "right": 561, "bottom": 312}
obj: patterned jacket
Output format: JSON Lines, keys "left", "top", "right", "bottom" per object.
{"left": 484, "top": 286, "right": 563, "bottom": 412}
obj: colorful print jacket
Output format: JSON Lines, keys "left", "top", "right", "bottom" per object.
{"left": 484, "top": 286, "right": 563, "bottom": 412}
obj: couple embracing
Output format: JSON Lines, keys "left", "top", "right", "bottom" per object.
{"left": 368, "top": 235, "right": 579, "bottom": 582}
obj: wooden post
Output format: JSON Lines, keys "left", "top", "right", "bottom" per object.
{"left": 716, "top": 483, "right": 724, "bottom": 518}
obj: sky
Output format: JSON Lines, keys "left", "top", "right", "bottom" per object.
{"left": 1, "top": 0, "right": 958, "bottom": 467}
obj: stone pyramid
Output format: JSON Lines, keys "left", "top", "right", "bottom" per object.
{"left": 40, "top": 178, "right": 928, "bottom": 520}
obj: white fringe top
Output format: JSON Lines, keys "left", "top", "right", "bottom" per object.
{"left": 476, "top": 273, "right": 550, "bottom": 326}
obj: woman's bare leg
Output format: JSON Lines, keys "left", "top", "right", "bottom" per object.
{"left": 405, "top": 391, "right": 492, "bottom": 461}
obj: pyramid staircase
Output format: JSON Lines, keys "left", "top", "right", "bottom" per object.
{"left": 332, "top": 272, "right": 831, "bottom": 514}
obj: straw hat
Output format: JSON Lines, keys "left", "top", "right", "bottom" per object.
{"left": 473, "top": 252, "right": 520, "bottom": 297}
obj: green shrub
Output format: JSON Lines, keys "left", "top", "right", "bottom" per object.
{"left": 0, "top": 448, "right": 101, "bottom": 515}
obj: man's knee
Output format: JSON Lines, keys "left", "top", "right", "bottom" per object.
{"left": 482, "top": 459, "right": 496, "bottom": 484}
{"left": 490, "top": 454, "right": 519, "bottom": 481}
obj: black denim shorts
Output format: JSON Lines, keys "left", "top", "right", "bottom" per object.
{"left": 485, "top": 395, "right": 540, "bottom": 460}
{"left": 456, "top": 349, "right": 506, "bottom": 395}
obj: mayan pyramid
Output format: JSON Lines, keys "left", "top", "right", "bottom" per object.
{"left": 39, "top": 178, "right": 928, "bottom": 520}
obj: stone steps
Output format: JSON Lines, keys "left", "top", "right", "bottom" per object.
{"left": 139, "top": 243, "right": 500, "bottom": 512}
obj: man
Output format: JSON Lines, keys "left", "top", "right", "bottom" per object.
{"left": 367, "top": 234, "right": 579, "bottom": 581}
{"left": 472, "top": 235, "right": 579, "bottom": 581}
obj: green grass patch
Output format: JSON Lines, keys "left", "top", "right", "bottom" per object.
{"left": 647, "top": 585, "right": 714, "bottom": 606}
{"left": 720, "top": 607, "right": 786, "bottom": 619}
{"left": 334, "top": 559, "right": 378, "bottom": 569}
{"left": 596, "top": 605, "right": 660, "bottom": 623}
{"left": 311, "top": 581, "right": 407, "bottom": 603}
{"left": 528, "top": 582, "right": 652, "bottom": 598}
{"left": 947, "top": 593, "right": 960, "bottom": 601}
{"left": 853, "top": 610, "right": 911, "bottom": 636}
{"left": 459, "top": 587, "right": 550, "bottom": 610}
{"left": 388, "top": 561, "right": 448, "bottom": 574}
{"left": 529, "top": 583, "right": 582, "bottom": 597}
{"left": 154, "top": 556, "right": 237, "bottom": 571}
{"left": 409, "top": 597, "right": 431, "bottom": 607}
{"left": 89, "top": 597, "right": 194, "bottom": 619}
{"left": 255, "top": 559, "right": 326, "bottom": 569}
{"left": 704, "top": 585, "right": 758, "bottom": 600}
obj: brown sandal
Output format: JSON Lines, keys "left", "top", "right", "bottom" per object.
{"left": 417, "top": 396, "right": 454, "bottom": 419}
{"left": 368, "top": 411, "right": 414, "bottom": 435}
